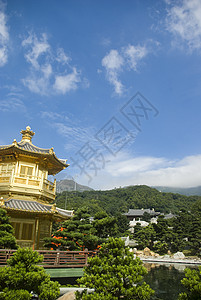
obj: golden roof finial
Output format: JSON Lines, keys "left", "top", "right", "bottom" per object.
{"left": 20, "top": 126, "right": 35, "bottom": 143}
{"left": 12, "top": 139, "right": 17, "bottom": 146}
{"left": 0, "top": 197, "right": 5, "bottom": 206}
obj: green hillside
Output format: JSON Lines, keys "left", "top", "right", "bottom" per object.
{"left": 56, "top": 185, "right": 201, "bottom": 216}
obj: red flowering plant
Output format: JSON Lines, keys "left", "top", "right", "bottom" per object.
{"left": 44, "top": 207, "right": 101, "bottom": 251}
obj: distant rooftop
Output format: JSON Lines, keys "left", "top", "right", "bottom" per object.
{"left": 124, "top": 208, "right": 160, "bottom": 217}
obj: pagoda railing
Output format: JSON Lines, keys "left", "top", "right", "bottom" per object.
{"left": 14, "top": 174, "right": 40, "bottom": 187}
{"left": 0, "top": 173, "right": 56, "bottom": 194}
{"left": 43, "top": 179, "right": 55, "bottom": 193}
{"left": 0, "top": 173, "right": 10, "bottom": 183}
{"left": 0, "top": 249, "right": 98, "bottom": 268}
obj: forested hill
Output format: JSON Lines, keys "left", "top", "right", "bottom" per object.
{"left": 56, "top": 185, "right": 201, "bottom": 216}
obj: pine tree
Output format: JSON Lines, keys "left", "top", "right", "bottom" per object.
{"left": 0, "top": 208, "right": 17, "bottom": 249}
{"left": 76, "top": 237, "right": 154, "bottom": 300}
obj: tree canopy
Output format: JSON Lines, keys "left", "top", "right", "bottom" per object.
{"left": 0, "top": 248, "right": 60, "bottom": 300}
{"left": 0, "top": 208, "right": 17, "bottom": 249}
{"left": 44, "top": 207, "right": 121, "bottom": 251}
{"left": 134, "top": 208, "right": 201, "bottom": 255}
{"left": 76, "top": 237, "right": 154, "bottom": 300}
{"left": 178, "top": 267, "right": 201, "bottom": 299}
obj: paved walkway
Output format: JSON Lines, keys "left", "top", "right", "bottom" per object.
{"left": 140, "top": 256, "right": 201, "bottom": 265}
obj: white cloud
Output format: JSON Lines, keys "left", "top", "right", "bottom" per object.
{"left": 41, "top": 63, "right": 52, "bottom": 78}
{"left": 40, "top": 111, "right": 69, "bottom": 121}
{"left": 107, "top": 155, "right": 169, "bottom": 175}
{"left": 54, "top": 67, "right": 80, "bottom": 94}
{"left": 100, "top": 37, "right": 111, "bottom": 47}
{"left": 0, "top": 46, "right": 7, "bottom": 65}
{"left": 22, "top": 33, "right": 50, "bottom": 69}
{"left": 102, "top": 49, "right": 124, "bottom": 95}
{"left": 124, "top": 45, "right": 148, "bottom": 71}
{"left": 101, "top": 44, "right": 149, "bottom": 96}
{"left": 166, "top": 0, "right": 201, "bottom": 51}
{"left": 40, "top": 112, "right": 98, "bottom": 152}
{"left": 102, "top": 49, "right": 124, "bottom": 70}
{"left": 0, "top": 98, "right": 25, "bottom": 112}
{"left": 56, "top": 48, "right": 70, "bottom": 64}
{"left": 22, "top": 75, "right": 50, "bottom": 95}
{"left": 0, "top": 5, "right": 9, "bottom": 66}
{"left": 22, "top": 32, "right": 86, "bottom": 96}
{"left": 73, "top": 151, "right": 201, "bottom": 190}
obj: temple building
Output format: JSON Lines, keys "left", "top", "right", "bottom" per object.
{"left": 0, "top": 126, "right": 73, "bottom": 249}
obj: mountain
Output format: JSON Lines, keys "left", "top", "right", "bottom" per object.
{"left": 56, "top": 185, "right": 201, "bottom": 215}
{"left": 153, "top": 186, "right": 201, "bottom": 196}
{"left": 56, "top": 179, "right": 94, "bottom": 193}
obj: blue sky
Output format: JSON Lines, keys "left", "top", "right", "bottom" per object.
{"left": 0, "top": 0, "right": 201, "bottom": 190}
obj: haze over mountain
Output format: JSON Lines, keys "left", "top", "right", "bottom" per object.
{"left": 56, "top": 179, "right": 94, "bottom": 193}
{"left": 153, "top": 186, "right": 201, "bottom": 196}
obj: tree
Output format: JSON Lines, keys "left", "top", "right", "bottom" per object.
{"left": 152, "top": 215, "right": 169, "bottom": 241}
{"left": 178, "top": 267, "right": 201, "bottom": 299}
{"left": 0, "top": 208, "right": 18, "bottom": 249}
{"left": 142, "top": 212, "right": 151, "bottom": 222}
{"left": 44, "top": 208, "right": 120, "bottom": 251}
{"left": 115, "top": 213, "right": 130, "bottom": 235}
{"left": 172, "top": 210, "right": 201, "bottom": 255}
{"left": 134, "top": 224, "right": 155, "bottom": 250}
{"left": 153, "top": 241, "right": 168, "bottom": 255}
{"left": 0, "top": 248, "right": 60, "bottom": 300}
{"left": 93, "top": 211, "right": 118, "bottom": 239}
{"left": 44, "top": 207, "right": 100, "bottom": 251}
{"left": 76, "top": 237, "right": 154, "bottom": 300}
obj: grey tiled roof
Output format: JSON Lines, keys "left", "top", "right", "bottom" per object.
{"left": 0, "top": 141, "right": 68, "bottom": 166}
{"left": 17, "top": 141, "right": 50, "bottom": 154}
{"left": 164, "top": 213, "right": 175, "bottom": 219}
{"left": 124, "top": 208, "right": 160, "bottom": 217}
{"left": 0, "top": 142, "right": 49, "bottom": 154}
{"left": 3, "top": 199, "right": 73, "bottom": 218}
{"left": 4, "top": 199, "right": 52, "bottom": 213}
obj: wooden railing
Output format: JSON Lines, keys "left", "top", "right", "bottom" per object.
{"left": 0, "top": 249, "right": 98, "bottom": 268}
{"left": 43, "top": 179, "right": 55, "bottom": 192}
{"left": 0, "top": 171, "right": 12, "bottom": 183}
{"left": 0, "top": 174, "right": 56, "bottom": 194}
{"left": 14, "top": 175, "right": 40, "bottom": 187}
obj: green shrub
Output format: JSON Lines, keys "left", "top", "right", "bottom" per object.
{"left": 178, "top": 267, "right": 201, "bottom": 299}
{"left": 0, "top": 248, "right": 60, "bottom": 300}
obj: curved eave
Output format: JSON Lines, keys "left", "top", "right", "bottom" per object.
{"left": 1, "top": 205, "right": 54, "bottom": 215}
{"left": 1, "top": 205, "right": 73, "bottom": 220}
{"left": 0, "top": 145, "right": 69, "bottom": 174}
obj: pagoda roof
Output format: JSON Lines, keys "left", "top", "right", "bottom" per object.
{"left": 0, "top": 140, "right": 51, "bottom": 154}
{"left": 4, "top": 199, "right": 52, "bottom": 213}
{"left": 0, "top": 198, "right": 73, "bottom": 219}
{"left": 0, "top": 126, "right": 69, "bottom": 175}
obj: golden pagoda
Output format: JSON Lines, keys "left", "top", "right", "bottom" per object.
{"left": 0, "top": 126, "right": 73, "bottom": 249}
